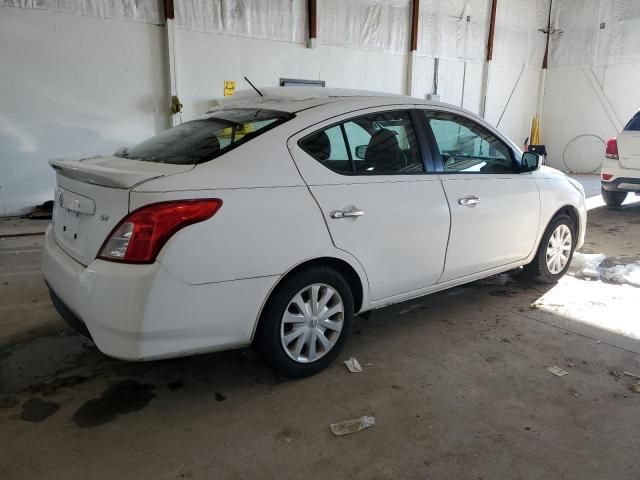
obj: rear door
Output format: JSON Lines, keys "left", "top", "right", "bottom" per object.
{"left": 617, "top": 111, "right": 640, "bottom": 170}
{"left": 288, "top": 107, "right": 450, "bottom": 302}
{"left": 417, "top": 108, "right": 540, "bottom": 282}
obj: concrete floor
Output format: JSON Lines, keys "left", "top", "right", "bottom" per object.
{"left": 1, "top": 175, "right": 640, "bottom": 479}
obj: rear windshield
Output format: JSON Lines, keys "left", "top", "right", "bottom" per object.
{"left": 114, "top": 108, "right": 292, "bottom": 165}
{"left": 624, "top": 112, "right": 640, "bottom": 131}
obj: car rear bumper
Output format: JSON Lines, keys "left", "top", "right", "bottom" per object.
{"left": 601, "top": 176, "right": 640, "bottom": 192}
{"left": 42, "top": 225, "right": 279, "bottom": 360}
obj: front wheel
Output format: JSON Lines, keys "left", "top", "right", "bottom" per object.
{"left": 254, "top": 266, "right": 354, "bottom": 378}
{"left": 524, "top": 214, "right": 576, "bottom": 284}
{"left": 601, "top": 187, "right": 627, "bottom": 207}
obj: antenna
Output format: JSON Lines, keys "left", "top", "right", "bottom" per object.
{"left": 243, "top": 77, "right": 263, "bottom": 97}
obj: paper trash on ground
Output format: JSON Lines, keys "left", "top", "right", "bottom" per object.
{"left": 547, "top": 366, "right": 569, "bottom": 377}
{"left": 343, "top": 357, "right": 362, "bottom": 373}
{"left": 330, "top": 416, "right": 375, "bottom": 436}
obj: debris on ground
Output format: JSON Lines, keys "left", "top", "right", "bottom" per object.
{"left": 610, "top": 370, "right": 622, "bottom": 380}
{"left": 567, "top": 363, "right": 576, "bottom": 368}
{"left": 546, "top": 366, "right": 569, "bottom": 377}
{"left": 569, "top": 387, "right": 580, "bottom": 397}
{"left": 629, "top": 384, "right": 640, "bottom": 394}
{"left": 25, "top": 200, "right": 53, "bottom": 220}
{"left": 343, "top": 357, "right": 362, "bottom": 373}
{"left": 330, "top": 416, "right": 375, "bottom": 436}
{"left": 623, "top": 371, "right": 640, "bottom": 380}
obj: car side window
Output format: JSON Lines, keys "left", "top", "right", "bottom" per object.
{"left": 424, "top": 111, "right": 516, "bottom": 174}
{"left": 625, "top": 112, "right": 640, "bottom": 131}
{"left": 298, "top": 111, "right": 424, "bottom": 175}
{"left": 298, "top": 125, "right": 352, "bottom": 174}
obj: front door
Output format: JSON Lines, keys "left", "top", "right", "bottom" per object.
{"left": 418, "top": 108, "right": 541, "bottom": 282}
{"left": 288, "top": 108, "right": 450, "bottom": 301}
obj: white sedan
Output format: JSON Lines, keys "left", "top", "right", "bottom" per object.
{"left": 42, "top": 88, "right": 587, "bottom": 377}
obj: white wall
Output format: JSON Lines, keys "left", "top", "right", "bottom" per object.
{"left": 541, "top": 0, "right": 640, "bottom": 173}
{"left": 1, "top": 0, "right": 559, "bottom": 216}
{"left": 175, "top": 30, "right": 409, "bottom": 121}
{"left": 0, "top": 7, "right": 168, "bottom": 216}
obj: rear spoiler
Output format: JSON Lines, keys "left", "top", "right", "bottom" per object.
{"left": 49, "top": 158, "right": 188, "bottom": 189}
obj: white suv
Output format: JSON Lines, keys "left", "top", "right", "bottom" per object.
{"left": 601, "top": 109, "right": 640, "bottom": 206}
{"left": 42, "top": 88, "right": 587, "bottom": 377}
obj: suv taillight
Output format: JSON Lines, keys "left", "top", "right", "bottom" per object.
{"left": 605, "top": 138, "right": 619, "bottom": 159}
{"left": 98, "top": 199, "right": 222, "bottom": 264}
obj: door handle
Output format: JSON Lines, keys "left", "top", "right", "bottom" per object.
{"left": 458, "top": 196, "right": 481, "bottom": 206}
{"left": 330, "top": 208, "right": 365, "bottom": 219}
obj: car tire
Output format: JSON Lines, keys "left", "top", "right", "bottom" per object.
{"left": 601, "top": 187, "right": 627, "bottom": 207}
{"left": 524, "top": 214, "right": 576, "bottom": 284}
{"left": 254, "top": 266, "right": 354, "bottom": 378}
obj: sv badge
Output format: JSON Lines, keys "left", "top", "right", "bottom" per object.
{"left": 99, "top": 214, "right": 110, "bottom": 221}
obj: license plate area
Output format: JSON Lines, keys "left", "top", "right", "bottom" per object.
{"left": 52, "top": 187, "right": 96, "bottom": 260}
{"left": 56, "top": 207, "right": 82, "bottom": 241}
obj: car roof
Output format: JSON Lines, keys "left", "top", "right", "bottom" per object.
{"left": 210, "top": 87, "right": 420, "bottom": 114}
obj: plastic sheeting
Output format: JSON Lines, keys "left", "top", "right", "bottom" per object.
{"left": 1, "top": 0, "right": 163, "bottom": 24}
{"left": 492, "top": 0, "right": 549, "bottom": 67}
{"left": 174, "top": 0, "right": 307, "bottom": 44}
{"left": 551, "top": 0, "right": 640, "bottom": 68}
{"left": 418, "top": 0, "right": 489, "bottom": 63}
{"left": 319, "top": 0, "right": 410, "bottom": 54}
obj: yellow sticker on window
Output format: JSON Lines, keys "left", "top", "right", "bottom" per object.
{"left": 224, "top": 80, "right": 236, "bottom": 97}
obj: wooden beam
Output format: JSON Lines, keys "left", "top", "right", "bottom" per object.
{"left": 308, "top": 0, "right": 317, "bottom": 40}
{"left": 163, "top": 0, "right": 174, "bottom": 20}
{"left": 486, "top": 0, "right": 497, "bottom": 61}
{"left": 410, "top": 0, "right": 420, "bottom": 51}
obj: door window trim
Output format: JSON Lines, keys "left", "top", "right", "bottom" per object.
{"left": 297, "top": 109, "right": 431, "bottom": 176}
{"left": 418, "top": 108, "right": 522, "bottom": 175}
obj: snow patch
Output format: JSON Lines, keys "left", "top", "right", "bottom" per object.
{"left": 569, "top": 253, "right": 606, "bottom": 279}
{"left": 569, "top": 252, "right": 640, "bottom": 287}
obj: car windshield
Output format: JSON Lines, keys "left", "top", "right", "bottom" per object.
{"left": 114, "top": 108, "right": 292, "bottom": 165}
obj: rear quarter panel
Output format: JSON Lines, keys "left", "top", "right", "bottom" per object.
{"left": 131, "top": 133, "right": 370, "bottom": 298}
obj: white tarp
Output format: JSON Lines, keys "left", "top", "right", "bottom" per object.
{"left": 418, "top": 0, "right": 490, "bottom": 63}
{"left": 551, "top": 0, "right": 640, "bottom": 68}
{"left": 1, "top": 0, "right": 163, "bottom": 24}
{"left": 319, "top": 0, "right": 410, "bottom": 54}
{"left": 492, "top": 0, "right": 549, "bottom": 67}
{"left": 174, "top": 0, "right": 307, "bottom": 43}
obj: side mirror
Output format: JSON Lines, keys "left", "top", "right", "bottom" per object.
{"left": 355, "top": 145, "right": 367, "bottom": 159}
{"left": 521, "top": 152, "right": 541, "bottom": 172}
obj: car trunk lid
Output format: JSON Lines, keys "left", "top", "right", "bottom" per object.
{"left": 50, "top": 156, "right": 193, "bottom": 266}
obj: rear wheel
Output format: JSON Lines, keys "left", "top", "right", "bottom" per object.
{"left": 524, "top": 214, "right": 576, "bottom": 284}
{"left": 254, "top": 266, "right": 354, "bottom": 378}
{"left": 601, "top": 187, "right": 627, "bottom": 207}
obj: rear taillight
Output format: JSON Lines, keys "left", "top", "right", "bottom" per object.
{"left": 605, "top": 137, "right": 619, "bottom": 159}
{"left": 601, "top": 172, "right": 614, "bottom": 181}
{"left": 98, "top": 199, "right": 222, "bottom": 264}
